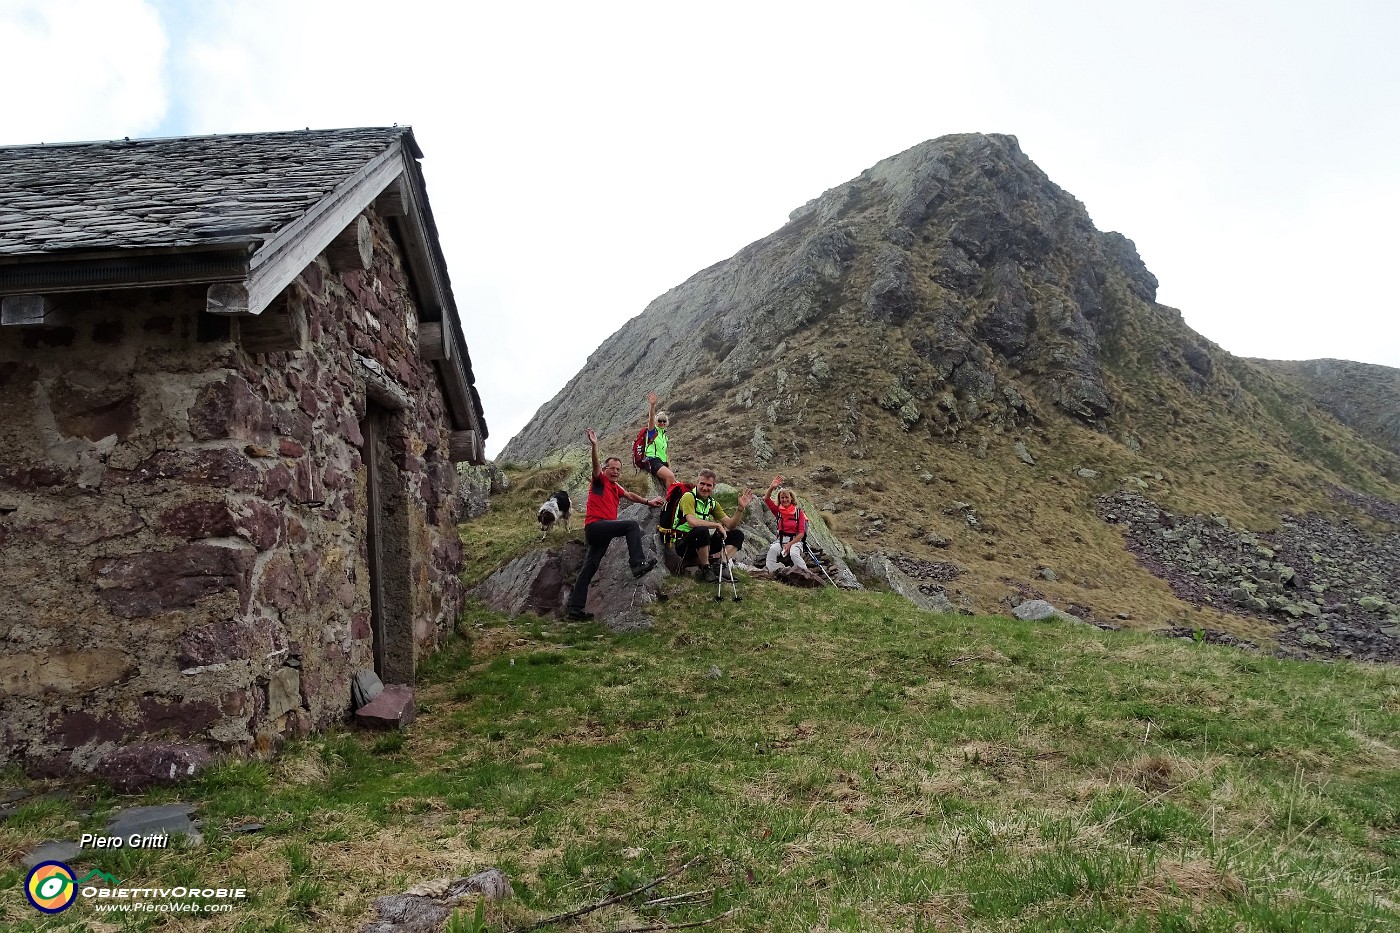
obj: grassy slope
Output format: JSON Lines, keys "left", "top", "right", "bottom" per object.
{"left": 3, "top": 473, "right": 1399, "bottom": 932}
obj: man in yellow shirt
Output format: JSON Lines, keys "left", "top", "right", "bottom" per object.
{"left": 674, "top": 469, "right": 754, "bottom": 581}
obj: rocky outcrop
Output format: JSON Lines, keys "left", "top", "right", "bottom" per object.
{"left": 860, "top": 552, "right": 964, "bottom": 613}
{"left": 457, "top": 463, "right": 509, "bottom": 520}
{"left": 472, "top": 502, "right": 665, "bottom": 632}
{"left": 472, "top": 547, "right": 573, "bottom": 618}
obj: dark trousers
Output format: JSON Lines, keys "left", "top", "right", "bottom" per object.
{"left": 676, "top": 527, "right": 744, "bottom": 563}
{"left": 568, "top": 519, "right": 645, "bottom": 611}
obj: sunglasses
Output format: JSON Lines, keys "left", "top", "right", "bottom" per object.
{"left": 657, "top": 419, "right": 668, "bottom": 424}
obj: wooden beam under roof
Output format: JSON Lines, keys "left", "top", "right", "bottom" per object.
{"left": 226, "top": 145, "right": 405, "bottom": 316}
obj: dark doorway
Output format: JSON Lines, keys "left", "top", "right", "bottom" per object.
{"left": 361, "top": 403, "right": 414, "bottom": 685}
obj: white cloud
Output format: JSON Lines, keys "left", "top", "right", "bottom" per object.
{"left": 0, "top": 0, "right": 168, "bottom": 144}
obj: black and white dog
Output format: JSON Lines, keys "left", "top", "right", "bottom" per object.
{"left": 537, "top": 490, "right": 571, "bottom": 539}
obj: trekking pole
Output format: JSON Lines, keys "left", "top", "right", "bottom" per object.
{"left": 805, "top": 544, "right": 837, "bottom": 587}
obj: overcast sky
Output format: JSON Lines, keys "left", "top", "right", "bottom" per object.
{"left": 3, "top": 0, "right": 1397, "bottom": 457}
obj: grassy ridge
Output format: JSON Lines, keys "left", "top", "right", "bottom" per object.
{"left": 421, "top": 587, "right": 1400, "bottom": 931}
{"left": 4, "top": 592, "right": 1397, "bottom": 930}
{"left": 3, "top": 477, "right": 1398, "bottom": 931}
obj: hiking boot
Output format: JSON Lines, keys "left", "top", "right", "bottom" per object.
{"left": 565, "top": 607, "right": 594, "bottom": 622}
{"left": 631, "top": 557, "right": 658, "bottom": 578}
{"left": 698, "top": 566, "right": 720, "bottom": 584}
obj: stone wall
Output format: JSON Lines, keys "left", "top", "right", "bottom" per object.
{"left": 0, "top": 209, "right": 465, "bottom": 776}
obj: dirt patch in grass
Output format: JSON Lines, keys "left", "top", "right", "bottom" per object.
{"left": 1135, "top": 858, "right": 1246, "bottom": 911}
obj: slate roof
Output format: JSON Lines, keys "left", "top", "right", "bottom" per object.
{"left": 0, "top": 127, "right": 411, "bottom": 256}
{"left": 0, "top": 125, "right": 487, "bottom": 450}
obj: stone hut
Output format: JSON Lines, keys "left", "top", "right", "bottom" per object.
{"left": 0, "top": 127, "right": 488, "bottom": 781}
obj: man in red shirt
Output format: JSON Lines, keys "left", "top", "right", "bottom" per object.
{"left": 567, "top": 428, "right": 665, "bottom": 622}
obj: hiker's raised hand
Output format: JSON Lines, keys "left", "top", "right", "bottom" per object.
{"left": 769, "top": 474, "right": 783, "bottom": 490}
{"left": 586, "top": 428, "right": 598, "bottom": 446}
{"left": 738, "top": 489, "right": 755, "bottom": 509}
{"left": 648, "top": 391, "right": 658, "bottom": 405}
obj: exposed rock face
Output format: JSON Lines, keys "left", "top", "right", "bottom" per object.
{"left": 472, "top": 547, "right": 573, "bottom": 618}
{"left": 457, "top": 463, "right": 508, "bottom": 520}
{"left": 506, "top": 133, "right": 1165, "bottom": 461}
{"left": 860, "top": 552, "right": 961, "bottom": 613}
{"left": 473, "top": 502, "right": 666, "bottom": 632}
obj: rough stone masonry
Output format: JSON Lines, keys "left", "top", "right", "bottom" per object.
{"left": 0, "top": 209, "right": 467, "bottom": 779}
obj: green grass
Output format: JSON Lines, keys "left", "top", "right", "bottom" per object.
{"left": 6, "top": 582, "right": 1396, "bottom": 931}
{"left": 4, "top": 475, "right": 1399, "bottom": 931}
{"left": 458, "top": 463, "right": 582, "bottom": 588}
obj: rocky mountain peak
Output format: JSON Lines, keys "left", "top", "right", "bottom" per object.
{"left": 505, "top": 132, "right": 1170, "bottom": 462}
{"left": 500, "top": 132, "right": 1399, "bottom": 662}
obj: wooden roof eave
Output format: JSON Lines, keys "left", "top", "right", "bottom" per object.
{"left": 218, "top": 140, "right": 409, "bottom": 316}
{"left": 379, "top": 136, "right": 489, "bottom": 458}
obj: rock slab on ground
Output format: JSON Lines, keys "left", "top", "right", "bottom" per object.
{"left": 355, "top": 684, "right": 415, "bottom": 729}
{"left": 22, "top": 839, "right": 82, "bottom": 870}
{"left": 107, "top": 803, "right": 202, "bottom": 845}
{"left": 358, "top": 868, "right": 512, "bottom": 933}
{"left": 1012, "top": 599, "right": 1086, "bottom": 624}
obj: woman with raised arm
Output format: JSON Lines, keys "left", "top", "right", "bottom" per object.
{"left": 641, "top": 391, "right": 677, "bottom": 488}
{"left": 762, "top": 474, "right": 808, "bottom": 571}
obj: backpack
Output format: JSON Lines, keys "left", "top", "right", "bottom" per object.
{"left": 632, "top": 428, "right": 651, "bottom": 471}
{"left": 656, "top": 481, "right": 695, "bottom": 542}
{"left": 776, "top": 506, "right": 806, "bottom": 538}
